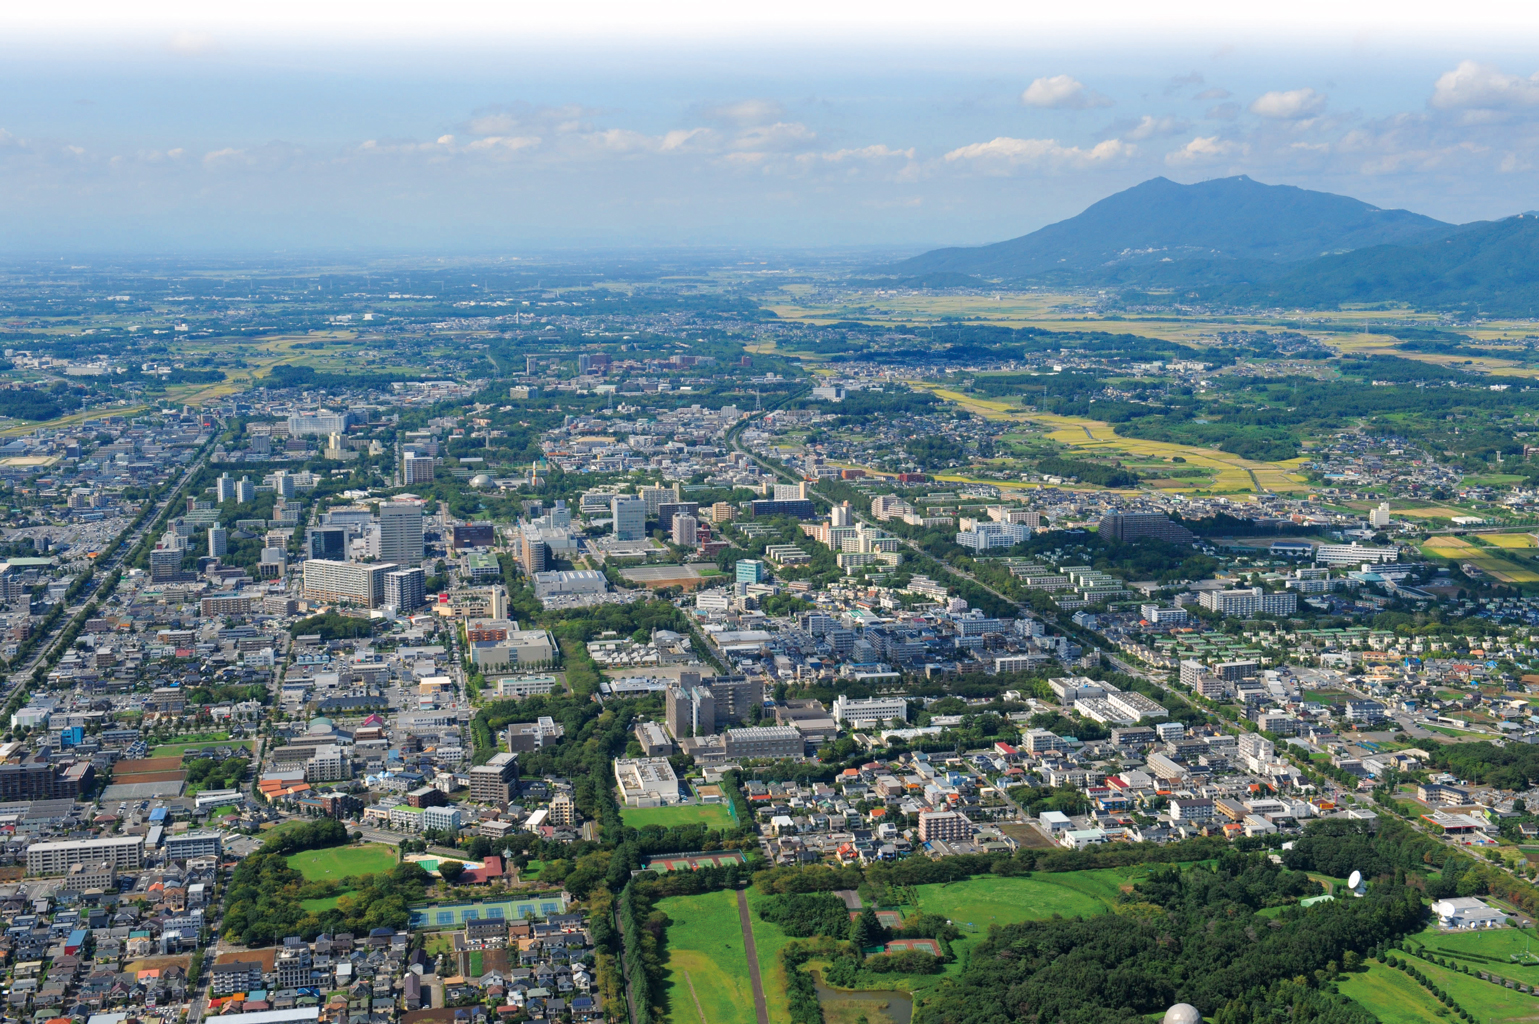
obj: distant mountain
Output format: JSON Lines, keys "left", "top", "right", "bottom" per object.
{"left": 1223, "top": 215, "right": 1539, "bottom": 316}
{"left": 890, "top": 176, "right": 1452, "bottom": 283}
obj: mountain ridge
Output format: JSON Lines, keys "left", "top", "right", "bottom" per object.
{"left": 891, "top": 175, "right": 1454, "bottom": 282}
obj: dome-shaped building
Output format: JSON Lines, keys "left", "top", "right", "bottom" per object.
{"left": 1163, "top": 1004, "right": 1201, "bottom": 1024}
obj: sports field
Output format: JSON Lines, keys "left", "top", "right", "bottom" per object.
{"left": 658, "top": 890, "right": 759, "bottom": 1024}
{"left": 621, "top": 801, "right": 735, "bottom": 830}
{"left": 286, "top": 843, "right": 397, "bottom": 881}
{"left": 152, "top": 739, "right": 255, "bottom": 758}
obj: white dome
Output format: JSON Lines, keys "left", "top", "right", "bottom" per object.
{"left": 469, "top": 474, "right": 493, "bottom": 488}
{"left": 1164, "top": 1004, "right": 1202, "bottom": 1024}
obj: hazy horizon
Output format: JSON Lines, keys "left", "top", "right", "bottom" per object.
{"left": 6, "top": 2, "right": 1539, "bottom": 254}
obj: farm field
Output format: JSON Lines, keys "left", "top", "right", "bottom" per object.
{"left": 657, "top": 890, "right": 759, "bottom": 1024}
{"left": 286, "top": 843, "right": 398, "bottom": 881}
{"left": 621, "top": 801, "right": 735, "bottom": 830}
{"left": 1419, "top": 536, "right": 1539, "bottom": 582}
{"left": 1482, "top": 533, "right": 1539, "bottom": 549}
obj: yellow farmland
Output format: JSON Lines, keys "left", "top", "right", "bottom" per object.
{"left": 906, "top": 383, "right": 1310, "bottom": 495}
{"left": 1482, "top": 533, "right": 1538, "bottom": 549}
{"left": 1026, "top": 412, "right": 1310, "bottom": 495}
{"left": 1422, "top": 537, "right": 1483, "bottom": 556}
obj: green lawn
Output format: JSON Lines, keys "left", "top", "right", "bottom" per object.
{"left": 911, "top": 870, "right": 1125, "bottom": 933}
{"left": 621, "top": 801, "right": 735, "bottom": 830}
{"left": 153, "top": 739, "right": 255, "bottom": 758}
{"left": 659, "top": 889, "right": 759, "bottom": 1024}
{"left": 300, "top": 895, "right": 344, "bottom": 913}
{"left": 1414, "top": 923, "right": 1539, "bottom": 963}
{"left": 1336, "top": 964, "right": 1447, "bottom": 1024}
{"left": 286, "top": 843, "right": 398, "bottom": 881}
{"left": 747, "top": 888, "right": 798, "bottom": 1024}
{"left": 1401, "top": 955, "right": 1539, "bottom": 1023}
{"left": 519, "top": 860, "right": 544, "bottom": 880}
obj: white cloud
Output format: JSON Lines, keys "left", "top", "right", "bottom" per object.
{"left": 1431, "top": 61, "right": 1539, "bottom": 110}
{"left": 202, "top": 147, "right": 245, "bottom": 167}
{"left": 697, "top": 99, "right": 784, "bottom": 126}
{"left": 466, "top": 104, "right": 594, "bottom": 137}
{"left": 1021, "top": 75, "right": 1112, "bottom": 110}
{"left": 802, "top": 145, "right": 915, "bottom": 163}
{"left": 1165, "top": 136, "right": 1246, "bottom": 165}
{"left": 1250, "top": 88, "right": 1326, "bottom": 119}
{"left": 944, "top": 136, "right": 1132, "bottom": 170}
{"left": 1125, "top": 115, "right": 1190, "bottom": 140}
{"left": 1194, "top": 87, "right": 1232, "bottom": 101}
{"left": 168, "top": 31, "right": 219, "bottom": 56}
{"left": 732, "top": 121, "right": 816, "bottom": 151}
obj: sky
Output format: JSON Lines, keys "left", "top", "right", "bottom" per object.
{"left": 5, "top": 1, "right": 1539, "bottom": 255}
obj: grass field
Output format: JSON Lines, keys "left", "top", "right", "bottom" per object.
{"left": 1405, "top": 955, "right": 1539, "bottom": 1022}
{"left": 621, "top": 801, "right": 735, "bottom": 830}
{"left": 153, "top": 739, "right": 255, "bottom": 758}
{"left": 286, "top": 843, "right": 397, "bottom": 881}
{"left": 746, "top": 888, "right": 798, "bottom": 1024}
{"left": 912, "top": 870, "right": 1123, "bottom": 932}
{"left": 300, "top": 895, "right": 344, "bottom": 913}
{"left": 1336, "top": 963, "right": 1449, "bottom": 1024}
{"left": 659, "top": 889, "right": 759, "bottom": 1024}
{"left": 1414, "top": 923, "right": 1539, "bottom": 962}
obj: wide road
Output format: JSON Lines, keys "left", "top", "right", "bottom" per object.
{"left": 6, "top": 446, "right": 212, "bottom": 689}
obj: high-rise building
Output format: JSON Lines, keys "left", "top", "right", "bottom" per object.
{"left": 272, "top": 471, "right": 296, "bottom": 498}
{"left": 520, "top": 529, "right": 548, "bottom": 573}
{"left": 378, "top": 502, "right": 424, "bottom": 565}
{"left": 666, "top": 685, "right": 715, "bottom": 739}
{"left": 234, "top": 477, "right": 255, "bottom": 503}
{"left": 1096, "top": 512, "right": 1195, "bottom": 545}
{"left": 385, "top": 567, "right": 426, "bottom": 611}
{"left": 672, "top": 514, "right": 698, "bottom": 547}
{"left": 215, "top": 473, "right": 235, "bottom": 503}
{"left": 525, "top": 354, "right": 538, "bottom": 375}
{"left": 656, "top": 501, "right": 699, "bottom": 534}
{"left": 149, "top": 547, "right": 183, "bottom": 582}
{"left": 773, "top": 481, "right": 809, "bottom": 501}
{"left": 301, "top": 560, "right": 395, "bottom": 608}
{"left": 830, "top": 502, "right": 852, "bottom": 527}
{"left": 403, "top": 451, "right": 435, "bottom": 484}
{"left": 611, "top": 496, "right": 646, "bottom": 541}
{"left": 639, "top": 484, "right": 679, "bottom": 516}
{"left": 306, "top": 525, "right": 350, "bottom": 561}
{"left": 207, "top": 525, "right": 227, "bottom": 558}
{"left": 736, "top": 559, "right": 766, "bottom": 583}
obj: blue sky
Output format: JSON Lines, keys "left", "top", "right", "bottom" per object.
{"left": 4, "top": 2, "right": 1539, "bottom": 254}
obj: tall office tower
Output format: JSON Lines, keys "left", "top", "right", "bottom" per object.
{"left": 378, "top": 502, "right": 425, "bottom": 565}
{"left": 830, "top": 502, "right": 852, "bottom": 527}
{"left": 306, "top": 525, "right": 350, "bottom": 561}
{"left": 215, "top": 473, "right": 235, "bottom": 503}
{"left": 611, "top": 496, "right": 646, "bottom": 541}
{"left": 207, "top": 525, "right": 227, "bottom": 558}
{"left": 235, "top": 477, "right": 255, "bottom": 503}
{"left": 520, "top": 529, "right": 548, "bottom": 573}
{"left": 402, "top": 451, "right": 434, "bottom": 484}
{"left": 384, "top": 567, "right": 426, "bottom": 612}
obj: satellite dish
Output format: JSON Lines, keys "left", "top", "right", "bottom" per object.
{"left": 1347, "top": 870, "right": 1363, "bottom": 889}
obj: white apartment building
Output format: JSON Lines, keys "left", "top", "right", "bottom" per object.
{"left": 831, "top": 695, "right": 909, "bottom": 727}
{"left": 28, "top": 836, "right": 145, "bottom": 875}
